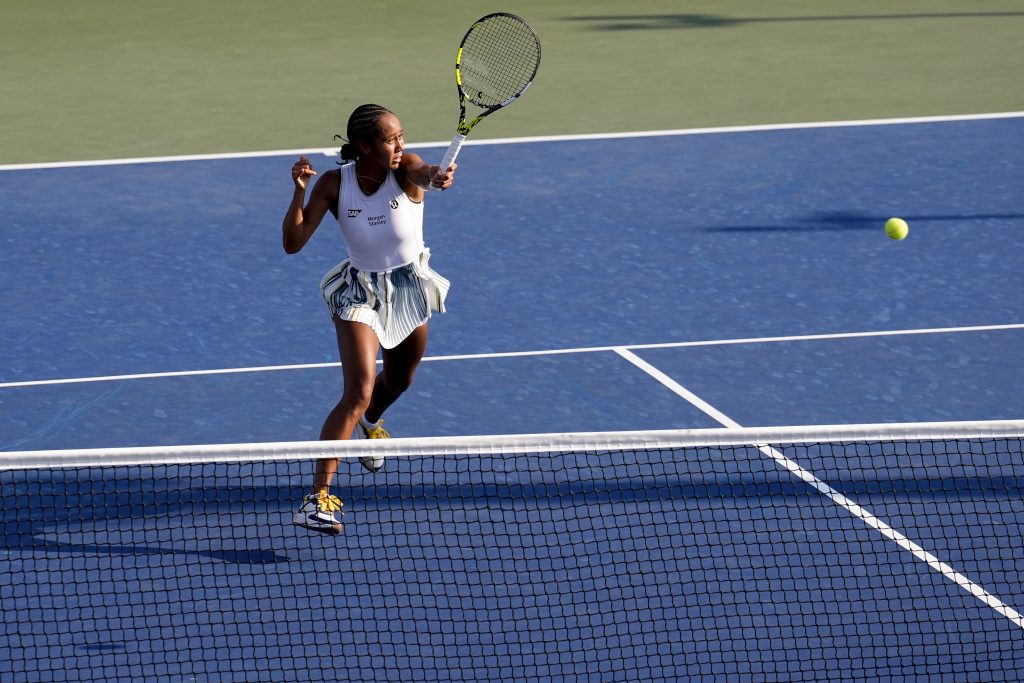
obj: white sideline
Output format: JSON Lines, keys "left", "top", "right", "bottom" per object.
{"left": 2, "top": 323, "right": 1021, "bottom": 390}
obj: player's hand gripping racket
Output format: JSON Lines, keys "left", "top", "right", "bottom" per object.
{"left": 436, "top": 12, "right": 541, "bottom": 176}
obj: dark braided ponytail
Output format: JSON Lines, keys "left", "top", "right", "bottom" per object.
{"left": 335, "top": 104, "right": 394, "bottom": 163}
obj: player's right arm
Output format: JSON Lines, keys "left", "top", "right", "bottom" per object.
{"left": 282, "top": 156, "right": 336, "bottom": 254}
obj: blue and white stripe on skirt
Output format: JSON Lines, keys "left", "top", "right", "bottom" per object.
{"left": 319, "top": 249, "right": 450, "bottom": 349}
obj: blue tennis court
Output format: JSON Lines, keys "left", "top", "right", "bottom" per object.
{"left": 2, "top": 116, "right": 1023, "bottom": 681}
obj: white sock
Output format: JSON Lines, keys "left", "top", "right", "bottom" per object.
{"left": 360, "top": 416, "right": 381, "bottom": 429}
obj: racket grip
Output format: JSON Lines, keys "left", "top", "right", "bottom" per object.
{"left": 428, "top": 134, "right": 465, "bottom": 192}
{"left": 439, "top": 134, "right": 466, "bottom": 174}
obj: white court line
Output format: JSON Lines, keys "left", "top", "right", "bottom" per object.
{"left": 0, "top": 362, "right": 345, "bottom": 389}
{"left": 2, "top": 322, "right": 1021, "bottom": 390}
{"left": 612, "top": 347, "right": 1024, "bottom": 631}
{"left": 2, "top": 111, "right": 1022, "bottom": 171}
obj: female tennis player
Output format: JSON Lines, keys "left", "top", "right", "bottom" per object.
{"left": 283, "top": 104, "right": 456, "bottom": 534}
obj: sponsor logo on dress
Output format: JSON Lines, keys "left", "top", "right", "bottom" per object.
{"left": 348, "top": 209, "right": 362, "bottom": 218}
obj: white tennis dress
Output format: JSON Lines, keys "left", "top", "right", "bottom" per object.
{"left": 319, "top": 162, "right": 449, "bottom": 348}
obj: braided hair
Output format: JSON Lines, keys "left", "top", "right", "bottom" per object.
{"left": 336, "top": 104, "right": 394, "bottom": 163}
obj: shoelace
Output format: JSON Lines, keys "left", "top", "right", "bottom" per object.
{"left": 316, "top": 494, "right": 343, "bottom": 512}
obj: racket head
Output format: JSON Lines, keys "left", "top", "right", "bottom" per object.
{"left": 456, "top": 12, "right": 541, "bottom": 110}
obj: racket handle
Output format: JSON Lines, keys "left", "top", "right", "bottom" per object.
{"left": 428, "top": 134, "right": 466, "bottom": 192}
{"left": 439, "top": 134, "right": 466, "bottom": 174}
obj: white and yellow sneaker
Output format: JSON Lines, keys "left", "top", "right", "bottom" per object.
{"left": 357, "top": 417, "right": 388, "bottom": 473}
{"left": 292, "top": 492, "right": 343, "bottom": 535}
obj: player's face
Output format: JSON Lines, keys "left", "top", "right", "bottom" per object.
{"left": 365, "top": 114, "right": 405, "bottom": 170}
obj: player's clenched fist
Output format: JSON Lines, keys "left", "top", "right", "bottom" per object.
{"left": 291, "top": 155, "right": 317, "bottom": 190}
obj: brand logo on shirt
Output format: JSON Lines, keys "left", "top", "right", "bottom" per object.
{"left": 368, "top": 214, "right": 387, "bottom": 227}
{"left": 390, "top": 199, "right": 399, "bottom": 210}
{"left": 348, "top": 209, "right": 362, "bottom": 218}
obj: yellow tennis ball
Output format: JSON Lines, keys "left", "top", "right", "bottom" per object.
{"left": 885, "top": 217, "right": 909, "bottom": 241}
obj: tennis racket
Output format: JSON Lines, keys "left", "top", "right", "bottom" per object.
{"left": 437, "top": 12, "right": 542, "bottom": 174}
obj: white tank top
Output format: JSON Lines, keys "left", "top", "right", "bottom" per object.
{"left": 336, "top": 162, "right": 425, "bottom": 271}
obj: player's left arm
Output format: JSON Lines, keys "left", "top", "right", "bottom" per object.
{"left": 399, "top": 153, "right": 457, "bottom": 197}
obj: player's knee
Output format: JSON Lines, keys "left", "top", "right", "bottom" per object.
{"left": 341, "top": 382, "right": 374, "bottom": 413}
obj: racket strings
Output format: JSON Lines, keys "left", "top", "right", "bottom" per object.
{"left": 460, "top": 16, "right": 540, "bottom": 107}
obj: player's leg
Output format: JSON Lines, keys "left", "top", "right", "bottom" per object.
{"left": 321, "top": 318, "right": 381, "bottom": 444}
{"left": 355, "top": 323, "right": 429, "bottom": 472}
{"left": 366, "top": 322, "right": 428, "bottom": 423}
{"left": 293, "top": 318, "right": 380, "bottom": 534}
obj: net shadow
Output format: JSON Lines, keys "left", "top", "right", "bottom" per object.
{"left": 3, "top": 468, "right": 1022, "bottom": 563}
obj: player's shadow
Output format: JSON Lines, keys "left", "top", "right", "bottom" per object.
{"left": 0, "top": 484, "right": 312, "bottom": 566}
{"left": 705, "top": 211, "right": 1024, "bottom": 233}
{"left": 9, "top": 535, "right": 292, "bottom": 565}
{"left": 15, "top": 536, "right": 291, "bottom": 565}
{"left": 562, "top": 12, "right": 1024, "bottom": 31}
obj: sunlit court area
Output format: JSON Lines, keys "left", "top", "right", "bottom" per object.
{"left": 2, "top": 2, "right": 1023, "bottom": 680}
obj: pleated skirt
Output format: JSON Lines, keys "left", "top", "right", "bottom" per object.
{"left": 320, "top": 249, "right": 450, "bottom": 349}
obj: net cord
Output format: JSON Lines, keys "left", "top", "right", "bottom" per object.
{"left": 2, "top": 419, "right": 1022, "bottom": 470}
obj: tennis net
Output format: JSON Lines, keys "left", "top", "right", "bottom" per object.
{"left": 2, "top": 420, "right": 1023, "bottom": 681}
